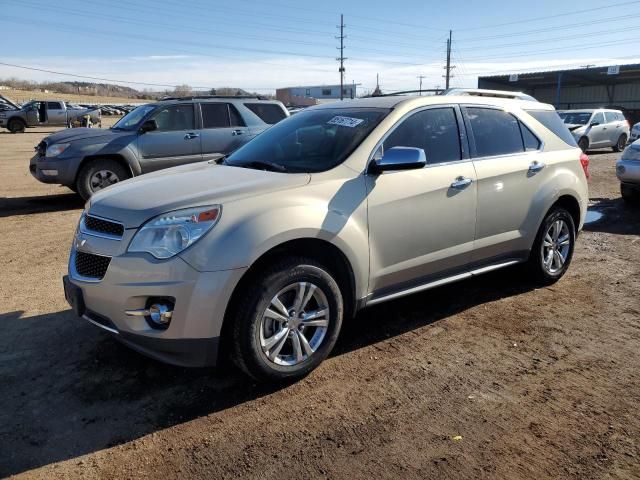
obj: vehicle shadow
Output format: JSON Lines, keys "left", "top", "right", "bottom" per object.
{"left": 0, "top": 193, "right": 82, "bottom": 218}
{"left": 0, "top": 269, "right": 536, "bottom": 476}
{"left": 584, "top": 197, "right": 640, "bottom": 236}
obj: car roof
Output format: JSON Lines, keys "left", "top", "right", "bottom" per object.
{"left": 310, "top": 95, "right": 555, "bottom": 111}
{"left": 157, "top": 96, "right": 281, "bottom": 105}
{"left": 561, "top": 108, "right": 622, "bottom": 113}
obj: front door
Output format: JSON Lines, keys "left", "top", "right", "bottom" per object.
{"left": 137, "top": 103, "right": 202, "bottom": 172}
{"left": 199, "top": 103, "right": 251, "bottom": 161}
{"left": 366, "top": 106, "right": 477, "bottom": 297}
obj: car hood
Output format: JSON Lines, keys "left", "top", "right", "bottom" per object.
{"left": 44, "top": 127, "right": 128, "bottom": 144}
{"left": 88, "top": 162, "right": 311, "bottom": 228}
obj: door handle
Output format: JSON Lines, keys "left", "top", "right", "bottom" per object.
{"left": 450, "top": 176, "right": 473, "bottom": 189}
{"left": 528, "top": 161, "right": 546, "bottom": 173}
{"left": 232, "top": 129, "right": 244, "bottom": 136}
{"left": 184, "top": 133, "right": 199, "bottom": 140}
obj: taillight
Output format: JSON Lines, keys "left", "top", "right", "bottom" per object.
{"left": 580, "top": 152, "right": 590, "bottom": 180}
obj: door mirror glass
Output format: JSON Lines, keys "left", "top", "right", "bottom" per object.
{"left": 371, "top": 146, "right": 426, "bottom": 173}
{"left": 139, "top": 119, "right": 158, "bottom": 133}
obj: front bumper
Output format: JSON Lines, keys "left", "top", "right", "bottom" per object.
{"left": 29, "top": 152, "right": 77, "bottom": 186}
{"left": 65, "top": 235, "right": 247, "bottom": 367}
{"left": 616, "top": 159, "right": 640, "bottom": 184}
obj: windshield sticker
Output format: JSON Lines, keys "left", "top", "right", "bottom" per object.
{"left": 327, "top": 116, "right": 365, "bottom": 128}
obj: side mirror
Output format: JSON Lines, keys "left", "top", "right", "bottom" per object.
{"left": 139, "top": 119, "right": 158, "bottom": 133}
{"left": 590, "top": 121, "right": 600, "bottom": 127}
{"left": 370, "top": 146, "right": 427, "bottom": 173}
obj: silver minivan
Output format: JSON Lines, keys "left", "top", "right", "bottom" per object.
{"left": 559, "top": 109, "right": 629, "bottom": 152}
{"left": 64, "top": 91, "right": 589, "bottom": 382}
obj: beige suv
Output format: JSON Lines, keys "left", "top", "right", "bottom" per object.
{"left": 63, "top": 91, "right": 589, "bottom": 382}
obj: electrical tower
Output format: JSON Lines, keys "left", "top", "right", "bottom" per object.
{"left": 444, "top": 30, "right": 455, "bottom": 89}
{"left": 336, "top": 14, "right": 346, "bottom": 100}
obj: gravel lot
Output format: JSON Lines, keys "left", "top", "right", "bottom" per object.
{"left": 1, "top": 121, "right": 639, "bottom": 479}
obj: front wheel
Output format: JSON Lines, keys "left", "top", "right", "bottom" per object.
{"left": 75, "top": 158, "right": 130, "bottom": 201}
{"left": 7, "top": 118, "right": 26, "bottom": 133}
{"left": 526, "top": 207, "right": 576, "bottom": 284}
{"left": 613, "top": 134, "right": 627, "bottom": 152}
{"left": 231, "top": 257, "right": 344, "bottom": 382}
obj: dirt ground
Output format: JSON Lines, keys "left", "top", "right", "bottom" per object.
{"left": 1, "top": 120, "right": 639, "bottom": 479}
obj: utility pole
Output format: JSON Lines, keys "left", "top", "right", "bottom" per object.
{"left": 444, "top": 30, "right": 455, "bottom": 90}
{"left": 417, "top": 75, "right": 426, "bottom": 95}
{"left": 336, "top": 14, "right": 346, "bottom": 101}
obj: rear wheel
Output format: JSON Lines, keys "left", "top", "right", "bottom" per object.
{"left": 7, "top": 118, "right": 26, "bottom": 133}
{"left": 613, "top": 134, "right": 627, "bottom": 152}
{"left": 578, "top": 137, "right": 589, "bottom": 153}
{"left": 75, "top": 158, "right": 130, "bottom": 200}
{"left": 526, "top": 207, "right": 576, "bottom": 284}
{"left": 230, "top": 257, "right": 344, "bottom": 382}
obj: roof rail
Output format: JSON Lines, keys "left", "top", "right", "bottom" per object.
{"left": 160, "top": 95, "right": 268, "bottom": 101}
{"left": 442, "top": 88, "right": 538, "bottom": 102}
{"left": 367, "top": 89, "right": 444, "bottom": 97}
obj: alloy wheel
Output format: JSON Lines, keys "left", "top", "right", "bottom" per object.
{"left": 541, "top": 219, "right": 571, "bottom": 274}
{"left": 90, "top": 170, "right": 120, "bottom": 191}
{"left": 259, "top": 281, "right": 330, "bottom": 366}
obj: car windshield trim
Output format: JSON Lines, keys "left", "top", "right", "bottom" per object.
{"left": 225, "top": 107, "right": 390, "bottom": 173}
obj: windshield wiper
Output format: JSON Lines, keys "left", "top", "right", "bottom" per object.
{"left": 235, "top": 160, "right": 288, "bottom": 173}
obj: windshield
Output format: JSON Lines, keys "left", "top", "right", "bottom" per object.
{"left": 558, "top": 111, "right": 593, "bottom": 125}
{"left": 113, "top": 104, "right": 155, "bottom": 129}
{"left": 225, "top": 107, "right": 390, "bottom": 173}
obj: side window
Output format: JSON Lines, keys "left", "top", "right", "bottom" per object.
{"left": 520, "top": 123, "right": 541, "bottom": 151}
{"left": 47, "top": 102, "right": 62, "bottom": 110}
{"left": 383, "top": 107, "right": 461, "bottom": 164}
{"left": 201, "top": 103, "right": 230, "bottom": 129}
{"left": 604, "top": 112, "right": 617, "bottom": 123}
{"left": 150, "top": 104, "right": 195, "bottom": 131}
{"left": 244, "top": 103, "right": 287, "bottom": 124}
{"left": 526, "top": 110, "right": 577, "bottom": 147}
{"left": 591, "top": 112, "right": 605, "bottom": 125}
{"left": 229, "top": 105, "right": 246, "bottom": 127}
{"left": 467, "top": 107, "right": 523, "bottom": 157}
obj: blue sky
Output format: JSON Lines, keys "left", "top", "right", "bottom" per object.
{"left": 1, "top": 0, "right": 639, "bottom": 93}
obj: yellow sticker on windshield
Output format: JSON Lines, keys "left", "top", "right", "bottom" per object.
{"left": 327, "top": 116, "right": 364, "bottom": 128}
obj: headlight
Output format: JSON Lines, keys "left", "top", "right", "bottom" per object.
{"left": 622, "top": 146, "right": 640, "bottom": 161}
{"left": 128, "top": 205, "right": 222, "bottom": 259}
{"left": 46, "top": 143, "right": 71, "bottom": 157}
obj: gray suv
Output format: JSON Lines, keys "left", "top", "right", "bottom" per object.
{"left": 30, "top": 96, "right": 289, "bottom": 200}
{"left": 63, "top": 92, "right": 589, "bottom": 382}
{"left": 558, "top": 109, "right": 629, "bottom": 152}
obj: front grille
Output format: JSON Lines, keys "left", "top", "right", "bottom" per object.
{"left": 75, "top": 251, "right": 111, "bottom": 279}
{"left": 84, "top": 215, "right": 124, "bottom": 238}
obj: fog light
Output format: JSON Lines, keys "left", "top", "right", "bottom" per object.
{"left": 149, "top": 303, "right": 172, "bottom": 326}
{"left": 41, "top": 169, "right": 59, "bottom": 176}
{"left": 617, "top": 165, "right": 626, "bottom": 174}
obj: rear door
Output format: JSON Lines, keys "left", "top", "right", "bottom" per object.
{"left": 46, "top": 101, "right": 66, "bottom": 125}
{"left": 137, "top": 103, "right": 202, "bottom": 172}
{"left": 243, "top": 102, "right": 288, "bottom": 136}
{"left": 199, "top": 103, "right": 250, "bottom": 161}
{"left": 464, "top": 106, "right": 547, "bottom": 264}
{"left": 605, "top": 111, "right": 625, "bottom": 146}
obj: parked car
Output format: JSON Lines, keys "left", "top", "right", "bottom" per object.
{"left": 63, "top": 90, "right": 589, "bottom": 382}
{"left": 0, "top": 98, "right": 101, "bottom": 133}
{"left": 616, "top": 139, "right": 640, "bottom": 202}
{"left": 30, "top": 96, "right": 289, "bottom": 200}
{"left": 630, "top": 122, "right": 640, "bottom": 143}
{"left": 558, "top": 109, "right": 629, "bottom": 152}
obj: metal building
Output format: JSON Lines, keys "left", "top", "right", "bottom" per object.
{"left": 276, "top": 84, "right": 357, "bottom": 107}
{"left": 478, "top": 64, "right": 640, "bottom": 122}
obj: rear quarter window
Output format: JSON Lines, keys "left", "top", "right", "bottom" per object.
{"left": 526, "top": 110, "right": 578, "bottom": 147}
{"left": 244, "top": 103, "right": 287, "bottom": 124}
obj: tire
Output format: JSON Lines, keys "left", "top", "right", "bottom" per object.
{"left": 526, "top": 207, "right": 576, "bottom": 284}
{"left": 230, "top": 257, "right": 344, "bottom": 382}
{"left": 75, "top": 158, "right": 130, "bottom": 201}
{"left": 613, "top": 134, "right": 627, "bottom": 152}
{"left": 621, "top": 183, "right": 639, "bottom": 203}
{"left": 578, "top": 137, "right": 589, "bottom": 153}
{"left": 7, "top": 118, "right": 26, "bottom": 133}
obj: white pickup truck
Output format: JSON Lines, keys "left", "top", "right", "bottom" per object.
{"left": 0, "top": 96, "right": 101, "bottom": 133}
